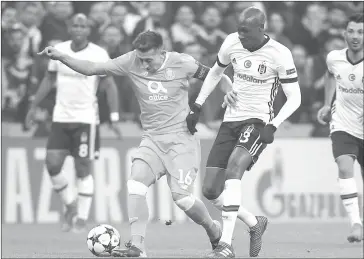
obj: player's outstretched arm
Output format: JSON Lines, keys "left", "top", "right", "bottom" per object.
{"left": 38, "top": 47, "right": 111, "bottom": 76}
{"left": 195, "top": 63, "right": 228, "bottom": 106}
{"left": 271, "top": 82, "right": 301, "bottom": 128}
{"left": 186, "top": 63, "right": 228, "bottom": 134}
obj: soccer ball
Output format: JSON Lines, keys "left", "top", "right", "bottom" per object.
{"left": 87, "top": 224, "right": 120, "bottom": 256}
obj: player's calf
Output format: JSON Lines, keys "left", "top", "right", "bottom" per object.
{"left": 172, "top": 193, "right": 221, "bottom": 247}
{"left": 74, "top": 158, "right": 94, "bottom": 231}
{"left": 336, "top": 156, "right": 362, "bottom": 229}
{"left": 46, "top": 150, "right": 77, "bottom": 231}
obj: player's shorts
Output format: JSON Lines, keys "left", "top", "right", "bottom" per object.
{"left": 132, "top": 131, "right": 200, "bottom": 195}
{"left": 207, "top": 119, "right": 267, "bottom": 171}
{"left": 331, "top": 131, "right": 363, "bottom": 167}
{"left": 47, "top": 122, "right": 100, "bottom": 160}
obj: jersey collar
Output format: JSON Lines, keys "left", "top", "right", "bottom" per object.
{"left": 157, "top": 51, "right": 170, "bottom": 71}
{"left": 346, "top": 49, "right": 364, "bottom": 65}
{"left": 241, "top": 34, "right": 270, "bottom": 53}
{"left": 70, "top": 41, "right": 89, "bottom": 53}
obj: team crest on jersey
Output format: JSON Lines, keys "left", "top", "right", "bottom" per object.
{"left": 348, "top": 74, "right": 356, "bottom": 81}
{"left": 258, "top": 62, "right": 267, "bottom": 74}
{"left": 164, "top": 68, "right": 175, "bottom": 80}
{"left": 244, "top": 60, "right": 252, "bottom": 68}
{"left": 232, "top": 58, "right": 237, "bottom": 64}
{"left": 336, "top": 74, "right": 341, "bottom": 80}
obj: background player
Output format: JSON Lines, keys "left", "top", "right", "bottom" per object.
{"left": 187, "top": 7, "right": 302, "bottom": 257}
{"left": 26, "top": 14, "right": 119, "bottom": 233}
{"left": 38, "top": 30, "right": 234, "bottom": 257}
{"left": 317, "top": 13, "right": 363, "bottom": 243}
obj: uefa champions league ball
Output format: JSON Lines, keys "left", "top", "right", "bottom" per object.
{"left": 87, "top": 224, "right": 120, "bottom": 256}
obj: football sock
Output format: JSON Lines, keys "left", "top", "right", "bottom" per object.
{"left": 211, "top": 191, "right": 258, "bottom": 228}
{"left": 128, "top": 193, "right": 149, "bottom": 250}
{"left": 339, "top": 178, "right": 362, "bottom": 226}
{"left": 220, "top": 179, "right": 242, "bottom": 245}
{"left": 184, "top": 197, "right": 221, "bottom": 242}
{"left": 50, "top": 171, "right": 75, "bottom": 205}
{"left": 77, "top": 175, "right": 94, "bottom": 221}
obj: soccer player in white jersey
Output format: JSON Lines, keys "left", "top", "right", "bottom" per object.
{"left": 317, "top": 13, "right": 363, "bottom": 243}
{"left": 186, "top": 7, "right": 301, "bottom": 257}
{"left": 26, "top": 14, "right": 119, "bottom": 232}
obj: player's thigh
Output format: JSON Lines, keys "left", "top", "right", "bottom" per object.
{"left": 229, "top": 122, "right": 267, "bottom": 175}
{"left": 71, "top": 123, "right": 100, "bottom": 160}
{"left": 204, "top": 122, "right": 236, "bottom": 192}
{"left": 46, "top": 123, "right": 71, "bottom": 175}
{"left": 331, "top": 131, "right": 359, "bottom": 177}
{"left": 167, "top": 139, "right": 200, "bottom": 197}
{"left": 131, "top": 140, "right": 166, "bottom": 187}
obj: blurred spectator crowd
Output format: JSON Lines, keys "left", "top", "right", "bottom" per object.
{"left": 1, "top": 1, "right": 363, "bottom": 137}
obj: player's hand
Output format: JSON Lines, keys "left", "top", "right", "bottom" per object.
{"left": 317, "top": 106, "right": 331, "bottom": 125}
{"left": 186, "top": 103, "right": 202, "bottom": 135}
{"left": 37, "top": 46, "right": 63, "bottom": 60}
{"left": 25, "top": 107, "right": 36, "bottom": 128}
{"left": 222, "top": 90, "right": 237, "bottom": 108}
{"left": 259, "top": 124, "right": 277, "bottom": 144}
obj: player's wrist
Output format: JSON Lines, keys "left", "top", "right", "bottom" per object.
{"left": 192, "top": 103, "right": 202, "bottom": 113}
{"left": 269, "top": 120, "right": 279, "bottom": 129}
{"left": 110, "top": 112, "right": 119, "bottom": 122}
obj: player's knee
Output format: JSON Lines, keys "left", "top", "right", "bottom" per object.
{"left": 173, "top": 193, "right": 195, "bottom": 211}
{"left": 74, "top": 158, "right": 92, "bottom": 179}
{"left": 336, "top": 155, "right": 354, "bottom": 179}
{"left": 202, "top": 186, "right": 221, "bottom": 201}
{"left": 46, "top": 151, "right": 66, "bottom": 176}
{"left": 130, "top": 159, "right": 156, "bottom": 187}
{"left": 127, "top": 179, "right": 149, "bottom": 197}
{"left": 202, "top": 167, "right": 225, "bottom": 200}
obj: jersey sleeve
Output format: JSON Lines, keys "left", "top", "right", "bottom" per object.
{"left": 276, "top": 47, "right": 298, "bottom": 84}
{"left": 179, "top": 53, "right": 210, "bottom": 80}
{"left": 102, "top": 51, "right": 134, "bottom": 76}
{"left": 216, "top": 35, "right": 231, "bottom": 67}
{"left": 326, "top": 51, "right": 335, "bottom": 75}
{"left": 47, "top": 59, "right": 58, "bottom": 72}
{"left": 48, "top": 44, "right": 62, "bottom": 72}
{"left": 96, "top": 48, "right": 111, "bottom": 77}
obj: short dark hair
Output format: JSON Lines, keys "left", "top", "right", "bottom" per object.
{"left": 346, "top": 13, "right": 363, "bottom": 27}
{"left": 132, "top": 30, "right": 163, "bottom": 52}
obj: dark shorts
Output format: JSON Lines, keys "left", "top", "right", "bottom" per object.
{"left": 206, "top": 119, "right": 267, "bottom": 171}
{"left": 331, "top": 131, "right": 363, "bottom": 168}
{"left": 47, "top": 122, "right": 100, "bottom": 160}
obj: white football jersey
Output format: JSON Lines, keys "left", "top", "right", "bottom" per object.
{"left": 48, "top": 41, "right": 110, "bottom": 124}
{"left": 217, "top": 33, "right": 298, "bottom": 123}
{"left": 327, "top": 48, "right": 363, "bottom": 140}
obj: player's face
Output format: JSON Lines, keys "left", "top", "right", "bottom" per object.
{"left": 237, "top": 21, "right": 262, "bottom": 50}
{"left": 136, "top": 48, "right": 164, "bottom": 73}
{"left": 345, "top": 21, "right": 363, "bottom": 53}
{"left": 70, "top": 18, "right": 90, "bottom": 43}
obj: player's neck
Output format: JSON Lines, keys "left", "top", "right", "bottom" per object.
{"left": 71, "top": 41, "right": 89, "bottom": 52}
{"left": 347, "top": 49, "right": 363, "bottom": 65}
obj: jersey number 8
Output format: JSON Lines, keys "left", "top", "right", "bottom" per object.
{"left": 79, "top": 143, "right": 89, "bottom": 158}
